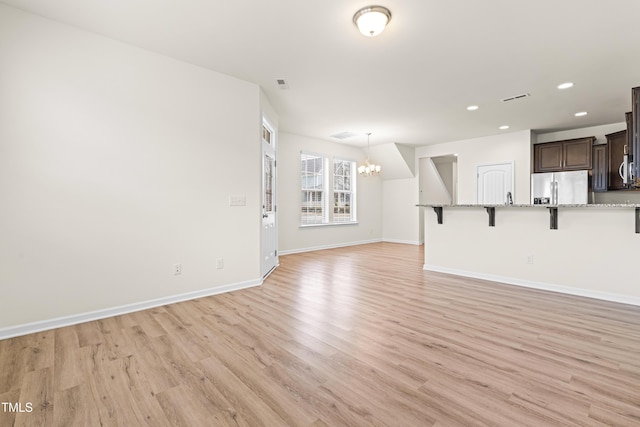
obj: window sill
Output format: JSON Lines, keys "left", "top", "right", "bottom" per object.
{"left": 300, "top": 222, "right": 359, "bottom": 229}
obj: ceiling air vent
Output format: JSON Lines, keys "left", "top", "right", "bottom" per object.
{"left": 501, "top": 93, "right": 530, "bottom": 102}
{"left": 330, "top": 131, "right": 358, "bottom": 140}
{"left": 276, "top": 79, "right": 289, "bottom": 90}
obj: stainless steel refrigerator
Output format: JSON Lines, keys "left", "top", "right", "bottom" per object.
{"left": 530, "top": 170, "right": 589, "bottom": 205}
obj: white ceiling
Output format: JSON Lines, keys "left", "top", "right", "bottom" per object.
{"left": 3, "top": 0, "right": 639, "bottom": 147}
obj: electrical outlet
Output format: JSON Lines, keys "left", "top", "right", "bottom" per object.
{"left": 173, "top": 263, "right": 183, "bottom": 275}
{"left": 216, "top": 258, "right": 224, "bottom": 270}
{"left": 526, "top": 255, "right": 534, "bottom": 265}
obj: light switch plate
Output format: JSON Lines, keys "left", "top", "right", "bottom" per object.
{"left": 229, "top": 195, "right": 246, "bottom": 206}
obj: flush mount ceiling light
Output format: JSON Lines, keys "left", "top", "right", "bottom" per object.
{"left": 353, "top": 5, "right": 392, "bottom": 37}
{"left": 499, "top": 125, "right": 510, "bottom": 130}
{"left": 575, "top": 111, "right": 588, "bottom": 117}
{"left": 467, "top": 105, "right": 479, "bottom": 111}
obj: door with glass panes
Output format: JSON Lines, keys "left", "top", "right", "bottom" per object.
{"left": 261, "top": 121, "right": 278, "bottom": 277}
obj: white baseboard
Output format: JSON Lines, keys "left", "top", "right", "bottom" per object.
{"left": 382, "top": 238, "right": 423, "bottom": 245}
{"left": 278, "top": 239, "right": 383, "bottom": 255}
{"left": 423, "top": 264, "right": 640, "bottom": 307}
{"left": 0, "top": 279, "right": 262, "bottom": 340}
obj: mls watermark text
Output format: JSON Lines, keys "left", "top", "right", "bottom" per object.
{"left": 2, "top": 402, "right": 33, "bottom": 413}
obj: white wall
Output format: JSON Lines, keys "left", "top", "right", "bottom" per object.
{"left": 420, "top": 158, "right": 453, "bottom": 205}
{"left": 416, "top": 130, "right": 533, "bottom": 204}
{"left": 536, "top": 122, "right": 626, "bottom": 145}
{"left": 423, "top": 207, "right": 640, "bottom": 305}
{"left": 433, "top": 159, "right": 456, "bottom": 201}
{"left": 382, "top": 177, "right": 421, "bottom": 244}
{"left": 383, "top": 130, "right": 532, "bottom": 247}
{"left": 260, "top": 89, "right": 279, "bottom": 133}
{"left": 278, "top": 133, "right": 383, "bottom": 253}
{"left": 0, "top": 5, "right": 264, "bottom": 331}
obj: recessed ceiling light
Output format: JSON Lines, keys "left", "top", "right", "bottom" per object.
{"left": 558, "top": 82, "right": 574, "bottom": 90}
{"left": 499, "top": 125, "right": 509, "bottom": 130}
{"left": 575, "top": 111, "right": 588, "bottom": 117}
{"left": 467, "top": 105, "right": 479, "bottom": 111}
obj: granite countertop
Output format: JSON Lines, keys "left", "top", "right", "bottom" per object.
{"left": 417, "top": 203, "right": 640, "bottom": 208}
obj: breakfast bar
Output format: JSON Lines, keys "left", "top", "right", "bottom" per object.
{"left": 423, "top": 204, "right": 640, "bottom": 232}
{"left": 418, "top": 203, "right": 640, "bottom": 305}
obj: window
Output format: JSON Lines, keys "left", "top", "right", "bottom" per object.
{"left": 333, "top": 159, "right": 355, "bottom": 223}
{"left": 301, "top": 153, "right": 326, "bottom": 225}
{"left": 264, "top": 154, "right": 274, "bottom": 213}
{"left": 301, "top": 152, "right": 356, "bottom": 225}
{"left": 262, "top": 125, "right": 272, "bottom": 145}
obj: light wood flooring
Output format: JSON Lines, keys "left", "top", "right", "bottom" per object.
{"left": 1, "top": 242, "right": 640, "bottom": 426}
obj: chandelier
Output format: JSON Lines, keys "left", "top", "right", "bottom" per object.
{"left": 358, "top": 133, "right": 381, "bottom": 176}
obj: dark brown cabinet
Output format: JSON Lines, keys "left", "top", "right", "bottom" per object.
{"left": 626, "top": 111, "right": 632, "bottom": 150}
{"left": 534, "top": 137, "right": 594, "bottom": 173}
{"left": 632, "top": 87, "right": 640, "bottom": 186}
{"left": 563, "top": 138, "right": 594, "bottom": 170}
{"left": 607, "top": 129, "right": 627, "bottom": 190}
{"left": 534, "top": 143, "right": 563, "bottom": 171}
{"left": 592, "top": 144, "right": 607, "bottom": 192}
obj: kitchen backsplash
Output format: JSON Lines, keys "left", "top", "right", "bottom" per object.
{"left": 593, "top": 190, "right": 640, "bottom": 204}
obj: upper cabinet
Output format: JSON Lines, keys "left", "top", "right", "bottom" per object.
{"left": 533, "top": 137, "right": 595, "bottom": 173}
{"left": 632, "top": 87, "right": 640, "bottom": 186}
{"left": 563, "top": 138, "right": 595, "bottom": 170}
{"left": 607, "top": 129, "right": 627, "bottom": 190}
{"left": 534, "top": 142, "right": 563, "bottom": 172}
{"left": 592, "top": 144, "right": 608, "bottom": 192}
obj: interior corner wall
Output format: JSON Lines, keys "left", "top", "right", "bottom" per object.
{"left": 419, "top": 158, "right": 453, "bottom": 205}
{"left": 277, "top": 133, "right": 383, "bottom": 253}
{"left": 415, "top": 130, "right": 533, "bottom": 204}
{"left": 0, "top": 5, "right": 262, "bottom": 330}
{"left": 260, "top": 89, "right": 279, "bottom": 132}
{"left": 382, "top": 177, "right": 422, "bottom": 245}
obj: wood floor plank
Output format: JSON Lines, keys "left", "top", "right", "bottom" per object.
{"left": 0, "top": 389, "right": 21, "bottom": 427}
{"left": 14, "top": 367, "right": 54, "bottom": 427}
{"left": 1, "top": 242, "right": 639, "bottom": 426}
{"left": 102, "top": 355, "right": 173, "bottom": 427}
{"left": 53, "top": 328, "right": 82, "bottom": 392}
{"left": 120, "top": 326, "right": 180, "bottom": 394}
{"left": 196, "top": 355, "right": 291, "bottom": 426}
{"left": 52, "top": 383, "right": 98, "bottom": 427}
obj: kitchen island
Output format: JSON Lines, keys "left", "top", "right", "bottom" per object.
{"left": 425, "top": 203, "right": 640, "bottom": 232}
{"left": 418, "top": 203, "right": 640, "bottom": 305}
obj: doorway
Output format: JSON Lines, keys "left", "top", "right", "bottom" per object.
{"left": 261, "top": 119, "right": 278, "bottom": 278}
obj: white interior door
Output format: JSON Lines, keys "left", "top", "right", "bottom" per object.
{"left": 477, "top": 162, "right": 514, "bottom": 204}
{"left": 261, "top": 122, "right": 278, "bottom": 278}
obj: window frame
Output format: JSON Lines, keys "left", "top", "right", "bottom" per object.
{"left": 300, "top": 151, "right": 328, "bottom": 226}
{"left": 332, "top": 157, "right": 357, "bottom": 224}
{"left": 300, "top": 151, "right": 357, "bottom": 227}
